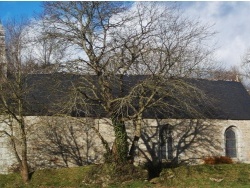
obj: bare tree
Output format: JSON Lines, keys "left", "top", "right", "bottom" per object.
{"left": 207, "top": 66, "right": 242, "bottom": 82}
{"left": 0, "top": 19, "right": 37, "bottom": 183}
{"left": 42, "top": 2, "right": 216, "bottom": 163}
{"left": 240, "top": 49, "right": 250, "bottom": 90}
{"left": 22, "top": 19, "right": 71, "bottom": 73}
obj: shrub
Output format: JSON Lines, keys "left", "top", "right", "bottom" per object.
{"left": 83, "top": 163, "right": 148, "bottom": 186}
{"left": 203, "top": 156, "right": 233, "bottom": 164}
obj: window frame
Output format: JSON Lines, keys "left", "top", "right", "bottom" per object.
{"left": 160, "top": 124, "right": 174, "bottom": 160}
{"left": 225, "top": 126, "right": 237, "bottom": 158}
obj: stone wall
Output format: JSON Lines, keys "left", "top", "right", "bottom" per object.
{"left": 126, "top": 119, "right": 250, "bottom": 164}
{"left": 0, "top": 116, "right": 250, "bottom": 174}
{"left": 216, "top": 119, "right": 250, "bottom": 162}
{"left": 0, "top": 134, "right": 17, "bottom": 174}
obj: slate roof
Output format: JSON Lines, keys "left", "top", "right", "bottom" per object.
{"left": 187, "top": 79, "right": 250, "bottom": 120}
{"left": 21, "top": 74, "right": 250, "bottom": 120}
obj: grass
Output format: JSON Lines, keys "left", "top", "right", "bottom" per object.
{"left": 158, "top": 163, "right": 250, "bottom": 188}
{"left": 0, "top": 165, "right": 94, "bottom": 188}
{"left": 1, "top": 163, "right": 250, "bottom": 187}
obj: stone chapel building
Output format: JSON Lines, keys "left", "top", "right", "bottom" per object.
{"left": 1, "top": 23, "right": 250, "bottom": 174}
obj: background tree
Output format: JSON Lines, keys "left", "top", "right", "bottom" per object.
{"left": 242, "top": 48, "right": 250, "bottom": 77}
{"left": 207, "top": 66, "right": 242, "bottom": 82}
{"left": 0, "top": 19, "right": 38, "bottom": 183}
{"left": 241, "top": 49, "right": 250, "bottom": 90}
{"left": 22, "top": 19, "right": 71, "bottom": 73}
{"left": 42, "top": 2, "right": 216, "bottom": 163}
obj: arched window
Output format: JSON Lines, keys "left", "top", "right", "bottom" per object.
{"left": 225, "top": 127, "right": 237, "bottom": 158}
{"left": 160, "top": 124, "right": 173, "bottom": 160}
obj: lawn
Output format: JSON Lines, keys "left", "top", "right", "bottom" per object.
{"left": 1, "top": 163, "right": 250, "bottom": 187}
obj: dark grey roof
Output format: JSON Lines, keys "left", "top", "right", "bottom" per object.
{"left": 22, "top": 74, "right": 250, "bottom": 120}
{"left": 187, "top": 79, "right": 250, "bottom": 120}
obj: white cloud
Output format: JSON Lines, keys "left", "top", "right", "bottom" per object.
{"left": 182, "top": 2, "right": 250, "bottom": 69}
{"left": 15, "top": 2, "right": 250, "bottom": 73}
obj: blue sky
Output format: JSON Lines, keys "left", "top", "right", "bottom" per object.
{"left": 0, "top": 1, "right": 42, "bottom": 22}
{"left": 0, "top": 1, "right": 250, "bottom": 70}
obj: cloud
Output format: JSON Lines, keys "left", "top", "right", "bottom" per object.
{"left": 182, "top": 2, "right": 250, "bottom": 69}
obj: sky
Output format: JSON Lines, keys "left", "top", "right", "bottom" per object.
{"left": 0, "top": 1, "right": 249, "bottom": 70}
{"left": 182, "top": 1, "right": 250, "bottom": 70}
{"left": 0, "top": 1, "right": 42, "bottom": 21}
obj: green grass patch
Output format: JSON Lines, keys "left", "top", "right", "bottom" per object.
{"left": 0, "top": 165, "right": 94, "bottom": 188}
{"left": 159, "top": 163, "right": 250, "bottom": 188}
{"left": 1, "top": 163, "right": 250, "bottom": 187}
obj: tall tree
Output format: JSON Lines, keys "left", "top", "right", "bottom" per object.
{"left": 42, "top": 2, "right": 216, "bottom": 163}
{"left": 0, "top": 19, "right": 37, "bottom": 183}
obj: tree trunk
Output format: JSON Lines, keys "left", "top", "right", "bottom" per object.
{"left": 20, "top": 159, "right": 29, "bottom": 183}
{"left": 111, "top": 119, "right": 128, "bottom": 163}
{"left": 20, "top": 119, "right": 30, "bottom": 183}
{"left": 128, "top": 117, "right": 142, "bottom": 163}
{"left": 128, "top": 136, "right": 140, "bottom": 163}
{"left": 92, "top": 126, "right": 112, "bottom": 162}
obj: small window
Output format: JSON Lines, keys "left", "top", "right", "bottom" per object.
{"left": 160, "top": 124, "right": 173, "bottom": 160}
{"left": 225, "top": 127, "right": 237, "bottom": 158}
